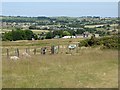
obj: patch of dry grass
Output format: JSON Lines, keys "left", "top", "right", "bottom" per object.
{"left": 31, "top": 30, "right": 49, "bottom": 34}
{"left": 2, "top": 38, "right": 82, "bottom": 47}
{"left": 2, "top": 49, "right": 118, "bottom": 88}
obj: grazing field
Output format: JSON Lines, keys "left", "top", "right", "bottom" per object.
{"left": 85, "top": 24, "right": 118, "bottom": 28}
{"left": 1, "top": 29, "right": 49, "bottom": 34}
{"left": 31, "top": 30, "right": 49, "bottom": 34}
{"left": 2, "top": 38, "right": 83, "bottom": 47}
{"left": 2, "top": 48, "right": 118, "bottom": 88}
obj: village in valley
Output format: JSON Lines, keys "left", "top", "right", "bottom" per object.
{"left": 1, "top": 16, "right": 118, "bottom": 40}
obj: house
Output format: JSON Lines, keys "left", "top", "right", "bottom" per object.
{"left": 54, "top": 35, "right": 60, "bottom": 39}
{"left": 83, "top": 32, "right": 97, "bottom": 38}
{"left": 75, "top": 34, "right": 84, "bottom": 38}
{"left": 95, "top": 25, "right": 104, "bottom": 28}
{"left": 83, "top": 32, "right": 90, "bottom": 38}
{"left": 62, "top": 36, "right": 76, "bottom": 39}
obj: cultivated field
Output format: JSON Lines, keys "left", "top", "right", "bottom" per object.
{"left": 2, "top": 39, "right": 118, "bottom": 88}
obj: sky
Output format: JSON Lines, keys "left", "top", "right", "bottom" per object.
{"left": 1, "top": 0, "right": 119, "bottom": 2}
{"left": 1, "top": 2, "right": 118, "bottom": 17}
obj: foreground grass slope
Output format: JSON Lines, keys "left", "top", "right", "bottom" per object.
{"left": 2, "top": 49, "right": 118, "bottom": 88}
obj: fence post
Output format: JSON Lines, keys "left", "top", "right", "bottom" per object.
{"left": 57, "top": 45, "right": 59, "bottom": 54}
{"left": 16, "top": 48, "right": 19, "bottom": 57}
{"left": 7, "top": 49, "right": 9, "bottom": 59}
{"left": 58, "top": 45, "right": 59, "bottom": 50}
{"left": 67, "top": 44, "right": 71, "bottom": 54}
{"left": 26, "top": 48, "right": 28, "bottom": 53}
{"left": 33, "top": 48, "right": 36, "bottom": 55}
{"left": 76, "top": 43, "right": 79, "bottom": 53}
{"left": 41, "top": 48, "right": 43, "bottom": 55}
{"left": 51, "top": 45, "right": 55, "bottom": 54}
{"left": 26, "top": 48, "right": 30, "bottom": 54}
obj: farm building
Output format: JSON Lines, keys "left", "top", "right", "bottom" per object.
{"left": 75, "top": 34, "right": 84, "bottom": 38}
{"left": 95, "top": 25, "right": 104, "bottom": 28}
{"left": 54, "top": 35, "right": 60, "bottom": 39}
{"left": 62, "top": 36, "right": 76, "bottom": 39}
{"left": 83, "top": 32, "right": 99, "bottom": 38}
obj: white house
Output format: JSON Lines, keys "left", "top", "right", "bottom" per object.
{"left": 62, "top": 36, "right": 76, "bottom": 39}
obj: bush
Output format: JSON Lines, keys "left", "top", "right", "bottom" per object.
{"left": 79, "top": 39, "right": 89, "bottom": 47}
{"left": 79, "top": 35, "right": 119, "bottom": 49}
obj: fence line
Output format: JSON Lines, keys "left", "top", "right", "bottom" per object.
{"left": 4, "top": 44, "right": 79, "bottom": 59}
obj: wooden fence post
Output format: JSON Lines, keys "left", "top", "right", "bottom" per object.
{"left": 26, "top": 48, "right": 28, "bottom": 53}
{"left": 7, "top": 49, "right": 9, "bottom": 59}
{"left": 57, "top": 45, "right": 59, "bottom": 54}
{"left": 41, "top": 48, "right": 43, "bottom": 55}
{"left": 41, "top": 47, "right": 46, "bottom": 55}
{"left": 33, "top": 48, "right": 36, "bottom": 55}
{"left": 58, "top": 45, "right": 59, "bottom": 49}
{"left": 26, "top": 48, "right": 30, "bottom": 54}
{"left": 16, "top": 48, "right": 19, "bottom": 57}
{"left": 51, "top": 45, "right": 55, "bottom": 54}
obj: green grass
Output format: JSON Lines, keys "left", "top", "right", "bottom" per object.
{"left": 2, "top": 49, "right": 118, "bottom": 88}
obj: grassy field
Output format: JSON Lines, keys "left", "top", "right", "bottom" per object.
{"left": 2, "top": 38, "right": 82, "bottom": 47}
{"left": 2, "top": 39, "right": 118, "bottom": 88}
{"left": 31, "top": 30, "right": 49, "bottom": 34}
{"left": 85, "top": 24, "right": 118, "bottom": 28}
{"left": 1, "top": 29, "right": 49, "bottom": 34}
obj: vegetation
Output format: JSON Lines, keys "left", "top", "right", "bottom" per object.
{"left": 1, "top": 16, "right": 118, "bottom": 88}
{"left": 2, "top": 33, "right": 118, "bottom": 88}
{"left": 79, "top": 35, "right": 119, "bottom": 49}
{"left": 2, "top": 49, "right": 118, "bottom": 88}
{"left": 45, "top": 30, "right": 73, "bottom": 39}
{"left": 1, "top": 16, "right": 118, "bottom": 41}
{"left": 2, "top": 29, "right": 37, "bottom": 41}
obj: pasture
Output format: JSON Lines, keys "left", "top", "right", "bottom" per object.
{"left": 2, "top": 39, "right": 118, "bottom": 88}
{"left": 1, "top": 29, "right": 49, "bottom": 34}
{"left": 85, "top": 24, "right": 118, "bottom": 28}
{"left": 31, "top": 30, "right": 49, "bottom": 34}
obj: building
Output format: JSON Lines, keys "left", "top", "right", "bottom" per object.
{"left": 62, "top": 36, "right": 76, "bottom": 39}
{"left": 54, "top": 35, "right": 60, "bottom": 39}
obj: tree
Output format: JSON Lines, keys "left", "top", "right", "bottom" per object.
{"left": 87, "top": 35, "right": 97, "bottom": 46}
{"left": 29, "top": 25, "right": 36, "bottom": 29}
{"left": 24, "top": 30, "right": 34, "bottom": 40}
{"left": 76, "top": 29, "right": 85, "bottom": 34}
{"left": 63, "top": 31, "right": 71, "bottom": 36}
{"left": 45, "top": 32, "right": 53, "bottom": 39}
{"left": 3, "top": 32, "right": 13, "bottom": 41}
{"left": 2, "top": 29, "right": 35, "bottom": 41}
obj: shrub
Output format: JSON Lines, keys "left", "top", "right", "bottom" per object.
{"left": 79, "top": 35, "right": 119, "bottom": 49}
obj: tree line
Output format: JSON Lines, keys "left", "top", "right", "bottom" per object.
{"left": 2, "top": 29, "right": 37, "bottom": 41}
{"left": 2, "top": 27, "right": 110, "bottom": 41}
